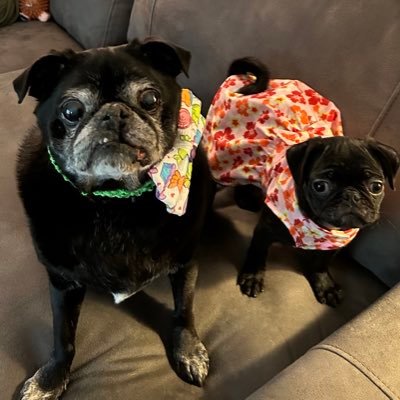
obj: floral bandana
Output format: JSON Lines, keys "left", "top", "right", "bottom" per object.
{"left": 204, "top": 75, "right": 359, "bottom": 250}
{"left": 149, "top": 88, "right": 204, "bottom": 216}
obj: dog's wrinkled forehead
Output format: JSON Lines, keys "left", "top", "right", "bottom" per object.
{"left": 313, "top": 139, "right": 383, "bottom": 176}
{"left": 58, "top": 48, "right": 165, "bottom": 104}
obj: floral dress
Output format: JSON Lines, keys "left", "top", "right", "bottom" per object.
{"left": 203, "top": 74, "right": 359, "bottom": 250}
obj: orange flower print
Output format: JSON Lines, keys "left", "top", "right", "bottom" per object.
{"left": 220, "top": 171, "right": 233, "bottom": 183}
{"left": 273, "top": 162, "right": 284, "bottom": 173}
{"left": 283, "top": 188, "right": 295, "bottom": 212}
{"left": 232, "top": 156, "right": 244, "bottom": 168}
{"left": 243, "top": 147, "right": 253, "bottom": 157}
{"left": 326, "top": 109, "right": 338, "bottom": 122}
{"left": 220, "top": 127, "right": 235, "bottom": 140}
{"left": 287, "top": 90, "right": 306, "bottom": 104}
{"left": 211, "top": 87, "right": 223, "bottom": 105}
{"left": 181, "top": 88, "right": 191, "bottom": 107}
{"left": 168, "top": 170, "right": 189, "bottom": 192}
{"left": 236, "top": 98, "right": 249, "bottom": 116}
{"left": 244, "top": 125, "right": 257, "bottom": 139}
{"left": 259, "top": 110, "right": 270, "bottom": 124}
{"left": 214, "top": 127, "right": 235, "bottom": 151}
{"left": 291, "top": 105, "right": 310, "bottom": 125}
{"left": 299, "top": 110, "right": 310, "bottom": 124}
{"left": 267, "top": 188, "right": 279, "bottom": 203}
{"left": 224, "top": 77, "right": 238, "bottom": 88}
{"left": 305, "top": 89, "right": 330, "bottom": 106}
{"left": 223, "top": 99, "right": 232, "bottom": 111}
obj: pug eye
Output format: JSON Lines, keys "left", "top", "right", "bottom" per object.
{"left": 369, "top": 181, "right": 383, "bottom": 194}
{"left": 312, "top": 179, "right": 330, "bottom": 194}
{"left": 139, "top": 89, "right": 160, "bottom": 112}
{"left": 61, "top": 100, "right": 85, "bottom": 124}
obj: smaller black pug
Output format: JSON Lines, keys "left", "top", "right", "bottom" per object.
{"left": 208, "top": 58, "right": 400, "bottom": 307}
{"left": 14, "top": 38, "right": 213, "bottom": 399}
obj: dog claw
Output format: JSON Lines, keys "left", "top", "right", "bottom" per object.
{"left": 173, "top": 329, "right": 209, "bottom": 386}
{"left": 238, "top": 272, "right": 265, "bottom": 298}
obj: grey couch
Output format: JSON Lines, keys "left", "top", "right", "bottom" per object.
{"left": 1, "top": 1, "right": 400, "bottom": 399}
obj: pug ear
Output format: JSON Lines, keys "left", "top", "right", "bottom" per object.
{"left": 286, "top": 138, "right": 326, "bottom": 187}
{"left": 366, "top": 139, "right": 400, "bottom": 190}
{"left": 128, "top": 37, "right": 191, "bottom": 77}
{"left": 13, "top": 49, "right": 75, "bottom": 104}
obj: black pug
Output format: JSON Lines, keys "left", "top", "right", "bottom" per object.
{"left": 204, "top": 57, "right": 399, "bottom": 306}
{"left": 14, "top": 38, "right": 213, "bottom": 399}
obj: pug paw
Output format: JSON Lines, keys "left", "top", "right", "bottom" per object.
{"left": 173, "top": 328, "right": 209, "bottom": 387}
{"left": 19, "top": 369, "right": 68, "bottom": 400}
{"left": 19, "top": 362, "right": 69, "bottom": 400}
{"left": 237, "top": 272, "right": 265, "bottom": 297}
{"left": 310, "top": 272, "right": 344, "bottom": 307}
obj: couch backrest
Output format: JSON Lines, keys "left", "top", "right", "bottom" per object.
{"left": 128, "top": 0, "right": 400, "bottom": 149}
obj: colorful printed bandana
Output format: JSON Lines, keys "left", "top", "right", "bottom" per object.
{"left": 204, "top": 74, "right": 359, "bottom": 250}
{"left": 149, "top": 88, "right": 204, "bottom": 216}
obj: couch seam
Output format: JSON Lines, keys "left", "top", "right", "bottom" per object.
{"left": 148, "top": 0, "right": 158, "bottom": 36}
{"left": 102, "top": 0, "right": 117, "bottom": 47}
{"left": 367, "top": 78, "right": 400, "bottom": 137}
{"left": 312, "top": 344, "right": 398, "bottom": 399}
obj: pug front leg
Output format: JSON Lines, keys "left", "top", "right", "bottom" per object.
{"left": 19, "top": 281, "right": 86, "bottom": 400}
{"left": 238, "top": 207, "right": 294, "bottom": 297}
{"left": 238, "top": 209, "right": 277, "bottom": 297}
{"left": 303, "top": 250, "right": 343, "bottom": 307}
{"left": 169, "top": 262, "right": 209, "bottom": 387}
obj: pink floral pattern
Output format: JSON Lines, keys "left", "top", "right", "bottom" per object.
{"left": 204, "top": 75, "right": 359, "bottom": 250}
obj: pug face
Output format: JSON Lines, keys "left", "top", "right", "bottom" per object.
{"left": 13, "top": 38, "right": 191, "bottom": 193}
{"left": 287, "top": 136, "right": 400, "bottom": 230}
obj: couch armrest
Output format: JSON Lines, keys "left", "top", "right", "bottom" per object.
{"left": 246, "top": 283, "right": 400, "bottom": 399}
{"left": 51, "top": 0, "right": 134, "bottom": 49}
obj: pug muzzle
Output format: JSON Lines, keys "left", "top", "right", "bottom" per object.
{"left": 61, "top": 100, "right": 165, "bottom": 193}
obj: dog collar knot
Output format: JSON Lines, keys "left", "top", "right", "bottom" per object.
{"left": 48, "top": 89, "right": 204, "bottom": 216}
{"left": 204, "top": 75, "right": 359, "bottom": 250}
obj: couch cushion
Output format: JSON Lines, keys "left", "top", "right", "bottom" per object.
{"left": 0, "top": 69, "right": 387, "bottom": 399}
{"left": 50, "top": 0, "right": 134, "bottom": 49}
{"left": 246, "top": 283, "right": 400, "bottom": 399}
{"left": 0, "top": 21, "right": 81, "bottom": 74}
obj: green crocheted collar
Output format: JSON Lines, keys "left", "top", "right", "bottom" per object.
{"left": 47, "top": 148, "right": 155, "bottom": 199}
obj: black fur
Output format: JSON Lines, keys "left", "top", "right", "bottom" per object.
{"left": 228, "top": 57, "right": 270, "bottom": 95}
{"left": 15, "top": 38, "right": 212, "bottom": 399}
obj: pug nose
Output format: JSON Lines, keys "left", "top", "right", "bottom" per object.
{"left": 100, "top": 104, "right": 130, "bottom": 129}
{"left": 344, "top": 191, "right": 361, "bottom": 204}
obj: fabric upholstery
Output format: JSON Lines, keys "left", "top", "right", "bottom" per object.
{"left": 247, "top": 283, "right": 400, "bottom": 399}
{"left": 0, "top": 68, "right": 387, "bottom": 399}
{"left": 50, "top": 0, "right": 134, "bottom": 49}
{"left": 0, "top": 21, "right": 81, "bottom": 74}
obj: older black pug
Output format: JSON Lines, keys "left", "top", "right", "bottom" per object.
{"left": 205, "top": 58, "right": 399, "bottom": 306}
{"left": 14, "top": 38, "right": 213, "bottom": 399}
